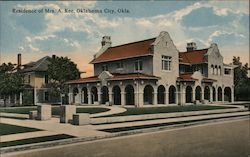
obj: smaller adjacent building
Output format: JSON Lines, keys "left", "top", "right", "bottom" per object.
{"left": 19, "top": 55, "right": 60, "bottom": 105}
{"left": 67, "top": 31, "right": 235, "bottom": 107}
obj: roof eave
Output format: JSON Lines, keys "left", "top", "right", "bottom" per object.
{"left": 90, "top": 54, "right": 153, "bottom": 64}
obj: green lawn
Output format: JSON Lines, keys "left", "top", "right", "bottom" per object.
{"left": 0, "top": 134, "right": 75, "bottom": 148}
{"left": 104, "top": 105, "right": 234, "bottom": 117}
{"left": 0, "top": 106, "right": 110, "bottom": 115}
{"left": 100, "top": 115, "right": 240, "bottom": 133}
{"left": 0, "top": 107, "right": 37, "bottom": 114}
{"left": 0, "top": 123, "right": 41, "bottom": 136}
{"left": 0, "top": 116, "right": 28, "bottom": 120}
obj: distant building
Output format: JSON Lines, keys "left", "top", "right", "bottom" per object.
{"left": 66, "top": 31, "right": 235, "bottom": 106}
{"left": 19, "top": 55, "right": 60, "bottom": 105}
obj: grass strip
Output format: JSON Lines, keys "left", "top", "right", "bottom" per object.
{"left": 104, "top": 105, "right": 234, "bottom": 117}
{"left": 0, "top": 134, "right": 75, "bottom": 148}
{"left": 0, "top": 107, "right": 110, "bottom": 115}
{"left": 0, "top": 116, "right": 28, "bottom": 120}
{"left": 99, "top": 115, "right": 244, "bottom": 133}
{"left": 0, "top": 123, "right": 41, "bottom": 136}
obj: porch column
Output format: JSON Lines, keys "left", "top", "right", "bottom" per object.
{"left": 97, "top": 87, "right": 102, "bottom": 104}
{"left": 231, "top": 87, "right": 234, "bottom": 102}
{"left": 165, "top": 92, "right": 169, "bottom": 105}
{"left": 121, "top": 92, "right": 125, "bottom": 107}
{"left": 214, "top": 87, "right": 217, "bottom": 102}
{"left": 68, "top": 93, "right": 73, "bottom": 104}
{"left": 192, "top": 88, "right": 195, "bottom": 102}
{"left": 77, "top": 87, "right": 81, "bottom": 104}
{"left": 209, "top": 87, "right": 213, "bottom": 102}
{"left": 87, "top": 89, "right": 92, "bottom": 105}
{"left": 108, "top": 88, "right": 113, "bottom": 105}
{"left": 201, "top": 86, "right": 204, "bottom": 101}
{"left": 179, "top": 85, "right": 185, "bottom": 105}
{"left": 222, "top": 88, "right": 225, "bottom": 103}
{"left": 19, "top": 92, "right": 23, "bottom": 105}
{"left": 176, "top": 91, "right": 179, "bottom": 105}
{"left": 153, "top": 92, "right": 157, "bottom": 105}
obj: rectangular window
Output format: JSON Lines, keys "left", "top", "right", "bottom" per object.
{"left": 134, "top": 60, "right": 143, "bottom": 72}
{"left": 162, "top": 55, "right": 172, "bottom": 71}
{"left": 102, "top": 64, "right": 108, "bottom": 71}
{"left": 224, "top": 68, "right": 231, "bottom": 75}
{"left": 45, "top": 75, "right": 49, "bottom": 84}
{"left": 44, "top": 92, "right": 49, "bottom": 101}
{"left": 116, "top": 61, "right": 124, "bottom": 69}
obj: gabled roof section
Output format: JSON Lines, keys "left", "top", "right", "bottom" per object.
{"left": 179, "top": 49, "right": 208, "bottom": 64}
{"left": 20, "top": 56, "right": 50, "bottom": 73}
{"left": 90, "top": 38, "right": 156, "bottom": 64}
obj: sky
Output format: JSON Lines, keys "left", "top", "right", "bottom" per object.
{"left": 0, "top": 1, "right": 249, "bottom": 76}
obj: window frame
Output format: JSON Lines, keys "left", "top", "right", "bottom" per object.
{"left": 161, "top": 55, "right": 172, "bottom": 71}
{"left": 134, "top": 60, "right": 143, "bottom": 72}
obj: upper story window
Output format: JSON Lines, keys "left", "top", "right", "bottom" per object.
{"left": 134, "top": 60, "right": 143, "bottom": 72}
{"left": 162, "top": 55, "right": 172, "bottom": 71}
{"left": 24, "top": 75, "right": 31, "bottom": 84}
{"left": 214, "top": 65, "right": 218, "bottom": 75}
{"left": 211, "top": 65, "right": 214, "bottom": 74}
{"left": 45, "top": 75, "right": 49, "bottom": 84}
{"left": 116, "top": 61, "right": 124, "bottom": 69}
{"left": 218, "top": 66, "right": 221, "bottom": 75}
{"left": 102, "top": 64, "right": 108, "bottom": 71}
{"left": 224, "top": 68, "right": 231, "bottom": 75}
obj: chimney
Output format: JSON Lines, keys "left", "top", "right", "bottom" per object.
{"left": 52, "top": 54, "right": 56, "bottom": 59}
{"left": 17, "top": 53, "right": 21, "bottom": 66}
{"left": 101, "top": 36, "right": 111, "bottom": 47}
{"left": 186, "top": 42, "right": 197, "bottom": 52}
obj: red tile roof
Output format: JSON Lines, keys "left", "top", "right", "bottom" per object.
{"left": 90, "top": 38, "right": 156, "bottom": 64}
{"left": 202, "top": 78, "right": 217, "bottom": 82}
{"left": 66, "top": 73, "right": 159, "bottom": 84}
{"left": 178, "top": 72, "right": 217, "bottom": 82}
{"left": 179, "top": 49, "right": 208, "bottom": 64}
{"left": 177, "top": 73, "right": 197, "bottom": 81}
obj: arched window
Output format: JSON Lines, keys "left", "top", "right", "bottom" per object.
{"left": 215, "top": 65, "right": 218, "bottom": 75}
{"left": 211, "top": 65, "right": 214, "bottom": 75}
{"left": 218, "top": 66, "right": 221, "bottom": 75}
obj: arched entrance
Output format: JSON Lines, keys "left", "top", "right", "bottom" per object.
{"left": 195, "top": 86, "right": 202, "bottom": 101}
{"left": 218, "top": 87, "right": 222, "bottom": 101}
{"left": 73, "top": 88, "right": 79, "bottom": 104}
{"left": 204, "top": 86, "right": 210, "bottom": 101}
{"left": 157, "top": 85, "right": 165, "bottom": 104}
{"left": 125, "top": 85, "right": 134, "bottom": 105}
{"left": 212, "top": 87, "right": 216, "bottom": 101}
{"left": 81, "top": 87, "right": 88, "bottom": 104}
{"left": 224, "top": 87, "right": 232, "bottom": 102}
{"left": 169, "top": 85, "right": 176, "bottom": 104}
{"left": 101, "top": 86, "right": 109, "bottom": 104}
{"left": 144, "top": 85, "right": 154, "bottom": 105}
{"left": 112, "top": 86, "right": 121, "bottom": 105}
{"left": 186, "top": 86, "right": 192, "bottom": 103}
{"left": 91, "top": 86, "right": 98, "bottom": 104}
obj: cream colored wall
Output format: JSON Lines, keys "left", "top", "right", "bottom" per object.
{"left": 153, "top": 31, "right": 179, "bottom": 87}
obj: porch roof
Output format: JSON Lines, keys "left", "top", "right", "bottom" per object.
{"left": 66, "top": 73, "right": 160, "bottom": 84}
{"left": 177, "top": 73, "right": 217, "bottom": 82}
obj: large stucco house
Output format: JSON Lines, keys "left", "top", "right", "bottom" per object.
{"left": 66, "top": 31, "right": 235, "bottom": 107}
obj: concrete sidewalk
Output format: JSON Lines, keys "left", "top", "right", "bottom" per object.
{"left": 0, "top": 117, "right": 110, "bottom": 138}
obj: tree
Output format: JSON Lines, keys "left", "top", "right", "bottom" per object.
{"left": 0, "top": 63, "right": 23, "bottom": 106}
{"left": 232, "top": 56, "right": 250, "bottom": 101}
{"left": 47, "top": 56, "right": 80, "bottom": 96}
